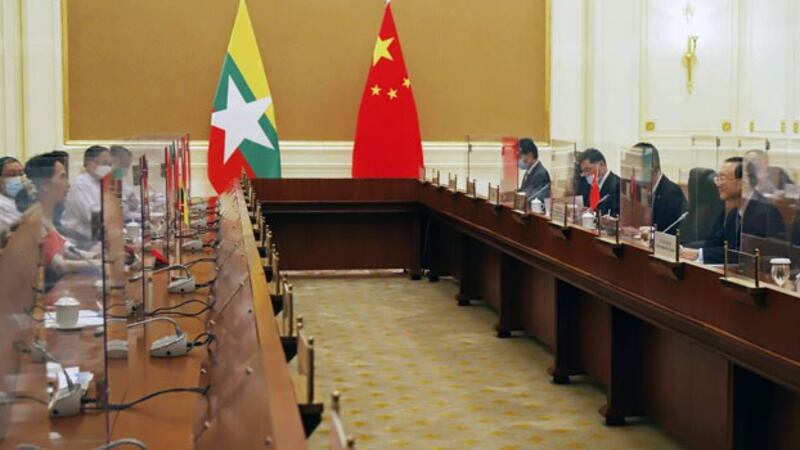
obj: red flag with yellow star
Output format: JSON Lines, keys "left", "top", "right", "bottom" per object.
{"left": 352, "top": 2, "right": 423, "bottom": 178}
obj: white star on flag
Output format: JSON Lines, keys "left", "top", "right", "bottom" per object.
{"left": 211, "top": 76, "right": 274, "bottom": 163}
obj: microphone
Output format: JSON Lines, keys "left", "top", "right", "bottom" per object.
{"left": 527, "top": 183, "right": 551, "bottom": 200}
{"left": 661, "top": 211, "right": 689, "bottom": 234}
{"left": 65, "top": 244, "right": 101, "bottom": 275}
{"left": 15, "top": 341, "right": 84, "bottom": 417}
{"left": 127, "top": 317, "right": 188, "bottom": 358}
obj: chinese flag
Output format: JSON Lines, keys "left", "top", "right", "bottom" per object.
{"left": 589, "top": 168, "right": 601, "bottom": 210}
{"left": 352, "top": 3, "right": 424, "bottom": 178}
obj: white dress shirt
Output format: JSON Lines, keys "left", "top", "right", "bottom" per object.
{"left": 121, "top": 182, "right": 141, "bottom": 222}
{"left": 518, "top": 160, "right": 540, "bottom": 191}
{"left": 61, "top": 172, "right": 101, "bottom": 241}
{"left": 0, "top": 193, "right": 21, "bottom": 232}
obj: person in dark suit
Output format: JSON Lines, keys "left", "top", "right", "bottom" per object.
{"left": 634, "top": 143, "right": 687, "bottom": 234}
{"left": 681, "top": 157, "right": 786, "bottom": 264}
{"left": 744, "top": 149, "right": 795, "bottom": 194}
{"left": 576, "top": 148, "right": 620, "bottom": 217}
{"left": 517, "top": 138, "right": 551, "bottom": 201}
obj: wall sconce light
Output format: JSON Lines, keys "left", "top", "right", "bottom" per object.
{"left": 682, "top": 3, "right": 699, "bottom": 94}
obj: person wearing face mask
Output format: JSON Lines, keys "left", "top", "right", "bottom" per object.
{"left": 110, "top": 145, "right": 140, "bottom": 221}
{"left": 576, "top": 148, "right": 620, "bottom": 217}
{"left": 0, "top": 156, "right": 25, "bottom": 231}
{"left": 59, "top": 145, "right": 112, "bottom": 245}
{"left": 517, "top": 138, "right": 551, "bottom": 201}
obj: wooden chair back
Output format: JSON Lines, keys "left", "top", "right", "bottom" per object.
{"left": 329, "top": 391, "right": 356, "bottom": 450}
{"left": 297, "top": 317, "right": 314, "bottom": 404}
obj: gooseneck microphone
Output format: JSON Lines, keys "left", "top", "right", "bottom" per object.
{"left": 661, "top": 211, "right": 690, "bottom": 234}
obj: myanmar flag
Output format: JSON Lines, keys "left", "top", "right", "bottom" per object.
{"left": 351, "top": 2, "right": 424, "bottom": 178}
{"left": 208, "top": 0, "right": 280, "bottom": 194}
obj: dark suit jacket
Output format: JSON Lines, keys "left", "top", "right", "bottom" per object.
{"left": 652, "top": 175, "right": 687, "bottom": 234}
{"left": 519, "top": 162, "right": 551, "bottom": 200}
{"left": 577, "top": 171, "right": 620, "bottom": 217}
{"left": 701, "top": 192, "right": 786, "bottom": 264}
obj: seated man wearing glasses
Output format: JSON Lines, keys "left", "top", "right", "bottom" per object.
{"left": 680, "top": 157, "right": 785, "bottom": 264}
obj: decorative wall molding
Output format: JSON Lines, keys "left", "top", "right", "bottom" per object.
{"left": 0, "top": 0, "right": 24, "bottom": 160}
{"left": 5, "top": 0, "right": 798, "bottom": 189}
{"left": 20, "top": 0, "right": 63, "bottom": 156}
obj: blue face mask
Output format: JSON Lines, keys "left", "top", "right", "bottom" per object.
{"left": 518, "top": 159, "right": 531, "bottom": 170}
{"left": 4, "top": 176, "right": 23, "bottom": 198}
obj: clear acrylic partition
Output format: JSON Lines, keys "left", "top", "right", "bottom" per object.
{"left": 678, "top": 137, "right": 723, "bottom": 247}
{"left": 619, "top": 146, "right": 654, "bottom": 246}
{"left": 547, "top": 142, "right": 582, "bottom": 223}
{"left": 499, "top": 137, "right": 520, "bottom": 207}
{"left": 0, "top": 207, "right": 54, "bottom": 447}
{"left": 34, "top": 175, "right": 108, "bottom": 445}
{"left": 102, "top": 173, "right": 130, "bottom": 417}
{"left": 121, "top": 139, "right": 173, "bottom": 253}
{"left": 678, "top": 136, "right": 744, "bottom": 255}
{"left": 420, "top": 138, "right": 469, "bottom": 189}
{"left": 114, "top": 138, "right": 187, "bottom": 399}
{"left": 465, "top": 135, "right": 520, "bottom": 202}
{"left": 740, "top": 140, "right": 800, "bottom": 294}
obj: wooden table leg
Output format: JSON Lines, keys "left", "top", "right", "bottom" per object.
{"left": 549, "top": 280, "right": 581, "bottom": 384}
{"left": 455, "top": 236, "right": 480, "bottom": 306}
{"left": 496, "top": 253, "right": 523, "bottom": 338}
{"left": 408, "top": 214, "right": 423, "bottom": 280}
{"left": 599, "top": 307, "right": 644, "bottom": 426}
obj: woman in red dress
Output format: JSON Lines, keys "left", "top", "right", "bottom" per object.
{"left": 21, "top": 154, "right": 98, "bottom": 284}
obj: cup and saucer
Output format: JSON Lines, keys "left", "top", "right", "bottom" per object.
{"left": 53, "top": 297, "right": 82, "bottom": 331}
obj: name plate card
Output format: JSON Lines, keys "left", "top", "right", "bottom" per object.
{"left": 513, "top": 193, "right": 528, "bottom": 212}
{"left": 487, "top": 186, "right": 500, "bottom": 204}
{"left": 785, "top": 184, "right": 800, "bottom": 200}
{"left": 466, "top": 180, "right": 477, "bottom": 198}
{"left": 448, "top": 175, "right": 458, "bottom": 191}
{"left": 654, "top": 231, "right": 678, "bottom": 261}
{"left": 550, "top": 202, "right": 567, "bottom": 226}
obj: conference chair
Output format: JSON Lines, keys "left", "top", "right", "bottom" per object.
{"left": 680, "top": 167, "right": 724, "bottom": 247}
{"left": 330, "top": 391, "right": 356, "bottom": 450}
{"left": 294, "top": 316, "right": 324, "bottom": 436}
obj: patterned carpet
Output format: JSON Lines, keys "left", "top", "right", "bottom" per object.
{"left": 290, "top": 274, "right": 685, "bottom": 450}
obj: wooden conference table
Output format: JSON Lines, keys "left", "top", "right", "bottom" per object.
{"left": 254, "top": 178, "right": 800, "bottom": 450}
{"left": 1, "top": 189, "right": 307, "bottom": 450}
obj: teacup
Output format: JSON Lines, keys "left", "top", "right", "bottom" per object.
{"left": 55, "top": 297, "right": 80, "bottom": 328}
{"left": 125, "top": 222, "right": 142, "bottom": 238}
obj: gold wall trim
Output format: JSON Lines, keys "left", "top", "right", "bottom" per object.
{"left": 544, "top": 0, "right": 552, "bottom": 142}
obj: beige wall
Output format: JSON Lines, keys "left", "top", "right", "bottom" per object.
{"left": 65, "top": 0, "right": 548, "bottom": 142}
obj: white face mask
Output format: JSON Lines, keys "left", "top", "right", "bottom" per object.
{"left": 94, "top": 165, "right": 112, "bottom": 178}
{"left": 584, "top": 174, "right": 595, "bottom": 185}
{"left": 4, "top": 176, "right": 23, "bottom": 198}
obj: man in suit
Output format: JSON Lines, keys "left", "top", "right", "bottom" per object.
{"left": 576, "top": 148, "right": 620, "bottom": 217}
{"left": 681, "top": 157, "right": 785, "bottom": 264}
{"left": 635, "top": 142, "right": 687, "bottom": 234}
{"left": 744, "top": 149, "right": 795, "bottom": 194}
{"left": 517, "top": 138, "right": 551, "bottom": 201}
